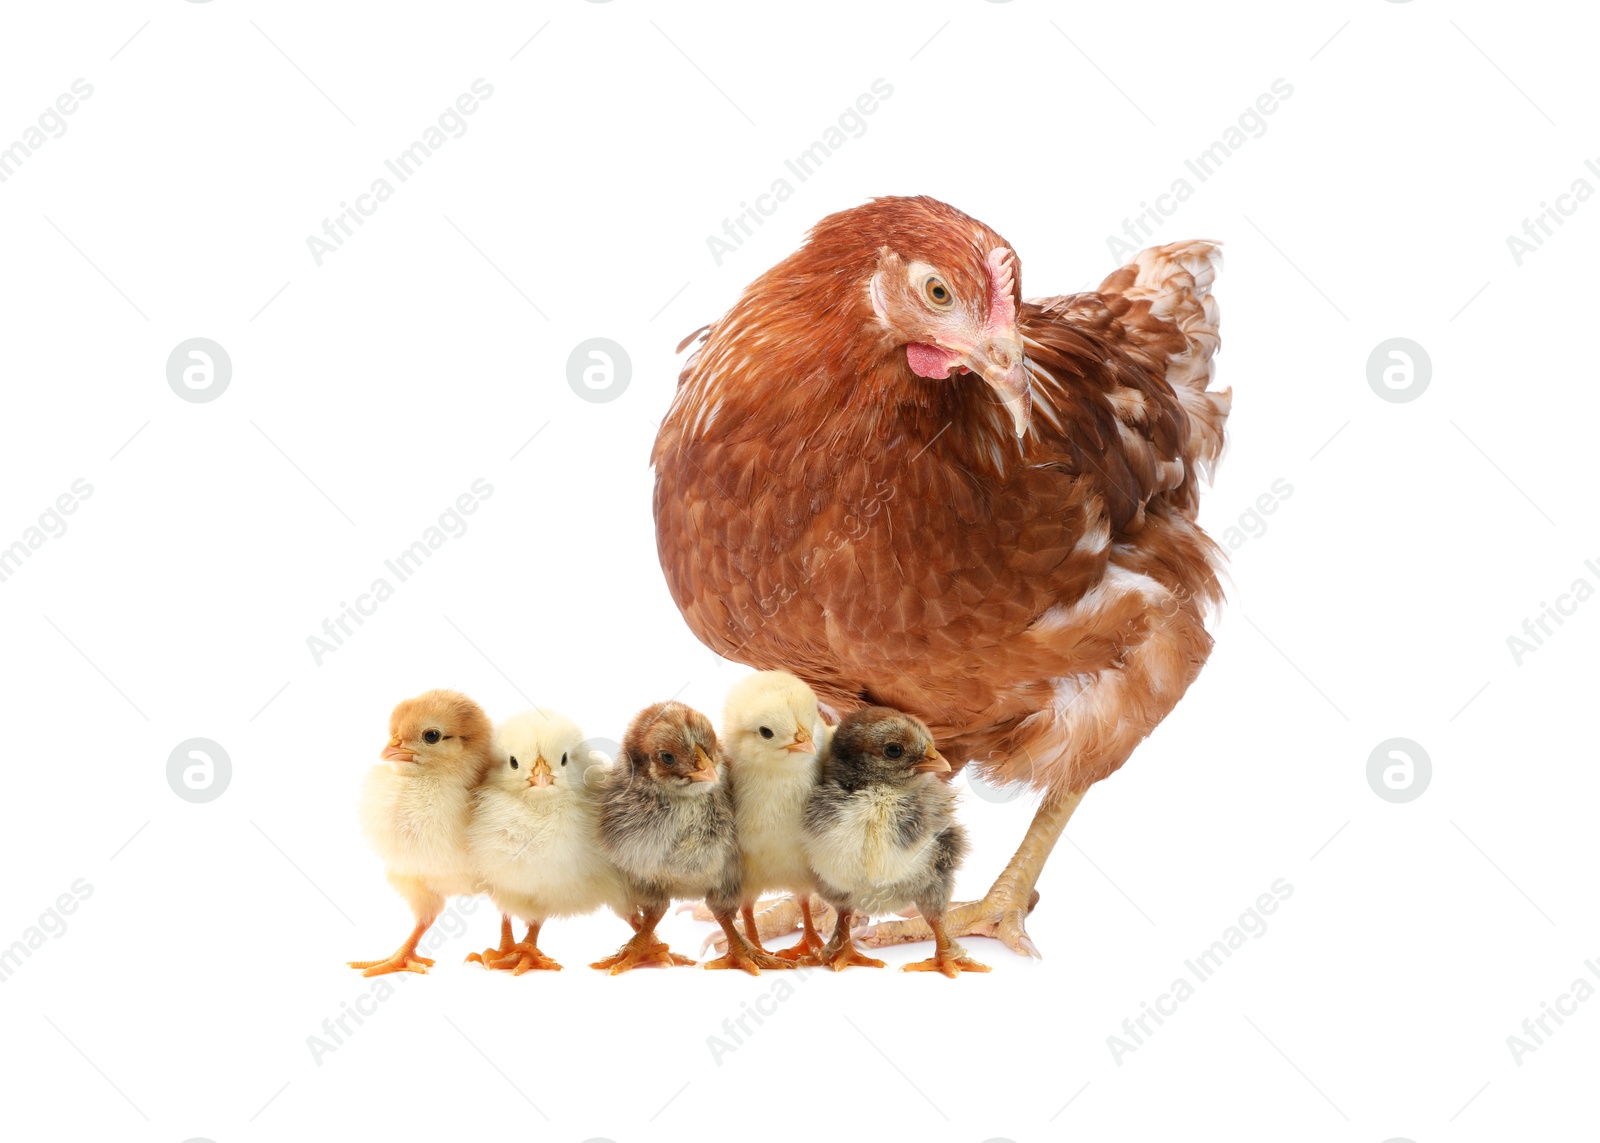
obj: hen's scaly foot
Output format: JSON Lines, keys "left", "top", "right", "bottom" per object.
{"left": 348, "top": 951, "right": 434, "bottom": 976}
{"left": 858, "top": 888, "right": 1042, "bottom": 958}
{"left": 590, "top": 934, "right": 695, "bottom": 975}
{"left": 489, "top": 942, "right": 563, "bottom": 974}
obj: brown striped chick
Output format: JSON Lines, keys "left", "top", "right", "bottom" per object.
{"left": 349, "top": 690, "right": 495, "bottom": 976}
{"left": 466, "top": 709, "right": 635, "bottom": 973}
{"left": 593, "top": 701, "right": 794, "bottom": 975}
{"left": 718, "top": 671, "right": 830, "bottom": 961}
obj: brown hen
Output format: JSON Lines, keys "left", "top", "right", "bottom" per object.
{"left": 651, "top": 196, "right": 1229, "bottom": 956}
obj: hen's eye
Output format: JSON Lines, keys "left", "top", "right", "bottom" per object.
{"left": 660, "top": 752, "right": 676, "bottom": 766}
{"left": 922, "top": 276, "right": 953, "bottom": 309}
{"left": 423, "top": 729, "right": 442, "bottom": 745}
{"left": 560, "top": 753, "right": 568, "bottom": 766}
{"left": 509, "top": 756, "right": 518, "bottom": 769}
{"left": 884, "top": 743, "right": 904, "bottom": 759}
{"left": 759, "top": 726, "right": 774, "bottom": 740}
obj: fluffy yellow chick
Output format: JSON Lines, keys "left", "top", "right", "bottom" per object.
{"left": 722, "top": 671, "right": 830, "bottom": 960}
{"left": 466, "top": 709, "right": 634, "bottom": 973}
{"left": 349, "top": 690, "right": 495, "bottom": 976}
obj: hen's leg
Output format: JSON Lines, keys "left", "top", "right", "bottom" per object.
{"left": 465, "top": 914, "right": 517, "bottom": 968}
{"left": 490, "top": 920, "right": 563, "bottom": 974}
{"left": 591, "top": 904, "right": 695, "bottom": 974}
{"left": 902, "top": 911, "right": 991, "bottom": 977}
{"left": 860, "top": 789, "right": 1084, "bottom": 958}
{"left": 348, "top": 919, "right": 436, "bottom": 976}
{"left": 704, "top": 910, "right": 798, "bottom": 975}
{"left": 815, "top": 907, "right": 886, "bottom": 971}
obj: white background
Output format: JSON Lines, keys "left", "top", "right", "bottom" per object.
{"left": 0, "top": 1, "right": 1594, "bottom": 1140}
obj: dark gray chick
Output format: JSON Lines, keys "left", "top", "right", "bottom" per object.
{"left": 801, "top": 706, "right": 989, "bottom": 976}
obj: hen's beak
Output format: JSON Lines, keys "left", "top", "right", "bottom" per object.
{"left": 689, "top": 743, "right": 718, "bottom": 782}
{"left": 913, "top": 747, "right": 951, "bottom": 775}
{"left": 784, "top": 726, "right": 815, "bottom": 754}
{"left": 381, "top": 739, "right": 416, "bottom": 764}
{"left": 965, "top": 332, "right": 1030, "bottom": 438}
{"left": 526, "top": 754, "right": 554, "bottom": 788}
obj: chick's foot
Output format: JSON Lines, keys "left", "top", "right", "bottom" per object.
{"left": 703, "top": 942, "right": 797, "bottom": 976}
{"left": 699, "top": 894, "right": 837, "bottom": 956}
{"left": 590, "top": 933, "right": 696, "bottom": 975}
{"left": 858, "top": 888, "right": 1041, "bottom": 958}
{"left": 816, "top": 939, "right": 886, "bottom": 971}
{"left": 349, "top": 923, "right": 435, "bottom": 976}
{"left": 490, "top": 942, "right": 563, "bottom": 974}
{"left": 465, "top": 915, "right": 518, "bottom": 969}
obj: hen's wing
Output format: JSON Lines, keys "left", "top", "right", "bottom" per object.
{"left": 1022, "top": 239, "right": 1228, "bottom": 533}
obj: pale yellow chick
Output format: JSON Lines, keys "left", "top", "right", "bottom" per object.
{"left": 350, "top": 689, "right": 495, "bottom": 976}
{"left": 722, "top": 670, "right": 830, "bottom": 960}
{"left": 466, "top": 708, "right": 633, "bottom": 973}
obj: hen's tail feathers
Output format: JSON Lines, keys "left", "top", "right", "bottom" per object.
{"left": 1100, "top": 240, "right": 1231, "bottom": 481}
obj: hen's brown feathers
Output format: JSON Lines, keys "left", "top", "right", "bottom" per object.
{"left": 653, "top": 197, "right": 1228, "bottom": 794}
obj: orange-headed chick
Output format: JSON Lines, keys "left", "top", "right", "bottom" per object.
{"left": 348, "top": 689, "right": 495, "bottom": 976}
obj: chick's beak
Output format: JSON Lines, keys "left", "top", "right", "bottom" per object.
{"left": 689, "top": 743, "right": 718, "bottom": 782}
{"left": 784, "top": 726, "right": 815, "bottom": 754}
{"left": 965, "top": 332, "right": 1031, "bottom": 439}
{"left": 381, "top": 738, "right": 416, "bottom": 764}
{"left": 913, "top": 747, "right": 951, "bottom": 775}
{"left": 526, "top": 754, "right": 554, "bottom": 788}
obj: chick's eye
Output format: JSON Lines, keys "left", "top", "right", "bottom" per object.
{"left": 509, "top": 756, "right": 518, "bottom": 769}
{"left": 759, "top": 726, "right": 774, "bottom": 740}
{"left": 560, "top": 753, "right": 568, "bottom": 766}
{"left": 423, "top": 729, "right": 441, "bottom": 745}
{"left": 922, "top": 276, "right": 953, "bottom": 309}
{"left": 660, "top": 752, "right": 676, "bottom": 766}
{"left": 884, "top": 743, "right": 904, "bottom": 760}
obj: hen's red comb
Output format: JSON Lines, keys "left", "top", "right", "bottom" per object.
{"left": 985, "top": 247, "right": 1017, "bottom": 332}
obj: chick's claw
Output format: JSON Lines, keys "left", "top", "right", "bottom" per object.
{"left": 700, "top": 894, "right": 836, "bottom": 956}
{"left": 465, "top": 916, "right": 518, "bottom": 969}
{"left": 773, "top": 929, "right": 826, "bottom": 962}
{"left": 704, "top": 944, "right": 797, "bottom": 976}
{"left": 591, "top": 934, "right": 695, "bottom": 975}
{"left": 903, "top": 951, "right": 991, "bottom": 978}
{"left": 348, "top": 952, "right": 433, "bottom": 976}
{"left": 490, "top": 943, "right": 563, "bottom": 974}
{"left": 816, "top": 943, "right": 886, "bottom": 971}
